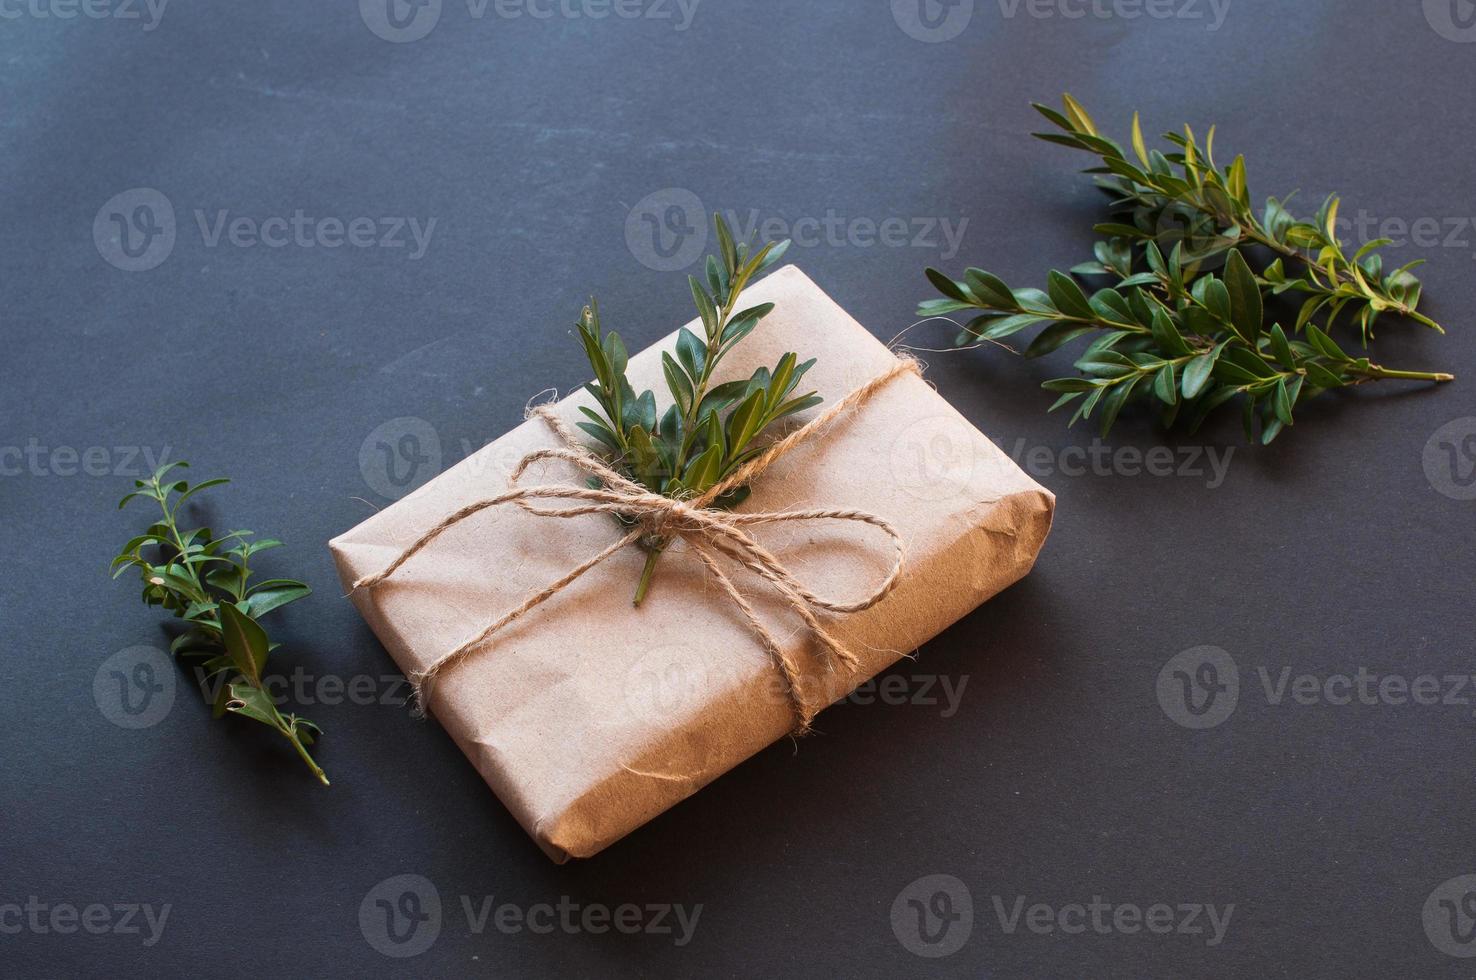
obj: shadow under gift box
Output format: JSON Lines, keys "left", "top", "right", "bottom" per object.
{"left": 330, "top": 266, "right": 1055, "bottom": 862}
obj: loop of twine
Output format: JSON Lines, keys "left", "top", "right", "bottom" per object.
{"left": 352, "top": 354, "right": 922, "bottom": 733}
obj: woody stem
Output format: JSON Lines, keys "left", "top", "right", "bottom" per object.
{"left": 632, "top": 543, "right": 666, "bottom": 607}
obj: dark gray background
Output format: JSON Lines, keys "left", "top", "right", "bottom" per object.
{"left": 4, "top": 0, "right": 1475, "bottom": 976}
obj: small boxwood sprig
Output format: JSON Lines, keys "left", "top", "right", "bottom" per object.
{"left": 574, "top": 213, "right": 818, "bottom": 603}
{"left": 111, "top": 462, "right": 326, "bottom": 784}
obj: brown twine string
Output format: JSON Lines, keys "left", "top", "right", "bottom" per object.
{"left": 351, "top": 354, "right": 922, "bottom": 732}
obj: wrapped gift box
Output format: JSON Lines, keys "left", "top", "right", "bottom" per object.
{"left": 330, "top": 266, "right": 1054, "bottom": 861}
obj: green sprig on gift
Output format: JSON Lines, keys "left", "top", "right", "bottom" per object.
{"left": 921, "top": 94, "right": 1454, "bottom": 445}
{"left": 111, "top": 462, "right": 326, "bottom": 784}
{"left": 574, "top": 214, "right": 820, "bottom": 605}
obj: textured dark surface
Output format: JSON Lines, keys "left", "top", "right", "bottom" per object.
{"left": 4, "top": 0, "right": 1475, "bottom": 976}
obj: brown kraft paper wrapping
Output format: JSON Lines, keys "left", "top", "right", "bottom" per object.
{"left": 329, "top": 266, "right": 1055, "bottom": 862}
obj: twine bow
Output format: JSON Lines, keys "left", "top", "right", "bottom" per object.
{"left": 352, "top": 355, "right": 921, "bottom": 732}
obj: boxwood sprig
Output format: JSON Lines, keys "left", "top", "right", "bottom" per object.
{"left": 921, "top": 95, "right": 1454, "bottom": 445}
{"left": 574, "top": 213, "right": 819, "bottom": 604}
{"left": 111, "top": 462, "right": 326, "bottom": 784}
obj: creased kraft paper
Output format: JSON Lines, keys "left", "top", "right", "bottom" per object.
{"left": 330, "top": 266, "right": 1055, "bottom": 862}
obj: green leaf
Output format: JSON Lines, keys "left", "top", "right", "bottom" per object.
{"left": 1061, "top": 93, "right": 1099, "bottom": 136}
{"left": 1223, "top": 249, "right": 1263, "bottom": 344}
{"left": 918, "top": 297, "right": 977, "bottom": 316}
{"left": 1042, "top": 377, "right": 1098, "bottom": 393}
{"left": 1305, "top": 323, "right": 1349, "bottom": 361}
{"left": 602, "top": 331, "right": 629, "bottom": 377}
{"left": 224, "top": 682, "right": 278, "bottom": 727}
{"left": 176, "top": 478, "right": 229, "bottom": 507}
{"left": 171, "top": 628, "right": 220, "bottom": 658}
{"left": 757, "top": 239, "right": 791, "bottom": 271}
{"left": 1130, "top": 110, "right": 1149, "bottom": 166}
{"left": 1046, "top": 271, "right": 1095, "bottom": 319}
{"left": 715, "top": 213, "right": 738, "bottom": 273}
{"left": 1025, "top": 323, "right": 1097, "bottom": 358}
{"left": 1150, "top": 308, "right": 1192, "bottom": 357}
{"left": 1266, "top": 325, "right": 1296, "bottom": 371}
{"left": 725, "top": 389, "right": 767, "bottom": 453}
{"left": 662, "top": 352, "right": 694, "bottom": 415}
{"left": 962, "top": 269, "right": 1016, "bottom": 308}
{"left": 1182, "top": 344, "right": 1223, "bottom": 399}
{"left": 771, "top": 393, "right": 823, "bottom": 421}
{"left": 1098, "top": 377, "right": 1140, "bottom": 437}
{"left": 689, "top": 277, "right": 718, "bottom": 337}
{"left": 675, "top": 328, "right": 706, "bottom": 382}
{"left": 242, "top": 580, "right": 312, "bottom": 619}
{"left": 1272, "top": 378, "right": 1295, "bottom": 426}
{"left": 723, "top": 304, "right": 774, "bottom": 345}
{"left": 926, "top": 268, "right": 971, "bottom": 305}
{"left": 219, "top": 602, "right": 269, "bottom": 685}
{"left": 576, "top": 421, "right": 622, "bottom": 452}
{"left": 681, "top": 442, "right": 723, "bottom": 493}
{"left": 1304, "top": 361, "right": 1344, "bottom": 388}
{"left": 1088, "top": 288, "right": 1134, "bottom": 325}
{"left": 1153, "top": 363, "right": 1178, "bottom": 405}
{"left": 976, "top": 314, "right": 1045, "bottom": 341}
